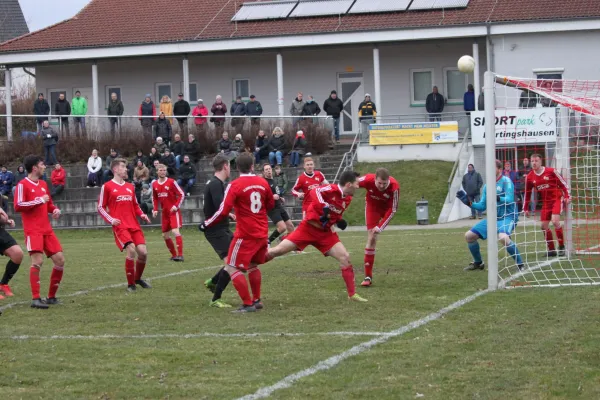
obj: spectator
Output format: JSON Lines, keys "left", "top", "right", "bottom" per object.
{"left": 519, "top": 90, "right": 538, "bottom": 109}
{"left": 173, "top": 93, "right": 191, "bottom": 135}
{"left": 302, "top": 95, "right": 321, "bottom": 125}
{"left": 133, "top": 149, "right": 149, "bottom": 168}
{"left": 139, "top": 183, "right": 153, "bottom": 214}
{"left": 254, "top": 129, "right": 269, "bottom": 164}
{"left": 290, "top": 92, "right": 305, "bottom": 129}
{"left": 230, "top": 133, "right": 245, "bottom": 163}
{"left": 33, "top": 93, "right": 50, "bottom": 133}
{"left": 246, "top": 94, "right": 263, "bottom": 132}
{"left": 478, "top": 89, "right": 485, "bottom": 111}
{"left": 160, "top": 95, "right": 174, "bottom": 124}
{"left": 107, "top": 92, "right": 124, "bottom": 138}
{"left": 503, "top": 161, "right": 518, "bottom": 190}
{"left": 177, "top": 155, "right": 197, "bottom": 196}
{"left": 86, "top": 149, "right": 103, "bottom": 187}
{"left": 54, "top": 93, "right": 71, "bottom": 136}
{"left": 540, "top": 81, "right": 558, "bottom": 107}
{"left": 273, "top": 165, "right": 288, "bottom": 195}
{"left": 192, "top": 99, "right": 209, "bottom": 136}
{"left": 50, "top": 163, "right": 66, "bottom": 197}
{"left": 425, "top": 86, "right": 445, "bottom": 121}
{"left": 41, "top": 120, "right": 59, "bottom": 166}
{"left": 103, "top": 148, "right": 119, "bottom": 183}
{"left": 160, "top": 148, "right": 177, "bottom": 176}
{"left": 71, "top": 90, "right": 88, "bottom": 137}
{"left": 154, "top": 113, "right": 172, "bottom": 144}
{"left": 154, "top": 136, "right": 168, "bottom": 155}
{"left": 211, "top": 95, "right": 227, "bottom": 135}
{"left": 218, "top": 131, "right": 234, "bottom": 160}
{"left": 463, "top": 84, "right": 475, "bottom": 114}
{"left": 12, "top": 165, "right": 26, "bottom": 196}
{"left": 138, "top": 94, "right": 157, "bottom": 137}
{"left": 323, "top": 90, "right": 344, "bottom": 143}
{"left": 358, "top": 94, "right": 377, "bottom": 138}
{"left": 149, "top": 146, "right": 161, "bottom": 166}
{"left": 230, "top": 96, "right": 247, "bottom": 135}
{"left": 289, "top": 130, "right": 309, "bottom": 167}
{"left": 268, "top": 127, "right": 287, "bottom": 166}
{"left": 149, "top": 159, "right": 160, "bottom": 182}
{"left": 170, "top": 134, "right": 185, "bottom": 169}
{"left": 133, "top": 159, "right": 150, "bottom": 188}
{"left": 518, "top": 157, "right": 533, "bottom": 212}
{"left": 462, "top": 164, "right": 483, "bottom": 219}
{"left": 0, "top": 166, "right": 14, "bottom": 199}
{"left": 184, "top": 134, "right": 201, "bottom": 163}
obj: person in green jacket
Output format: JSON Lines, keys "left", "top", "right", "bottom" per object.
{"left": 71, "top": 90, "right": 88, "bottom": 137}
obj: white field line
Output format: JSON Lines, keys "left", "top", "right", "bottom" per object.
{"left": 0, "top": 251, "right": 314, "bottom": 313}
{"left": 4, "top": 331, "right": 387, "bottom": 341}
{"left": 237, "top": 289, "right": 490, "bottom": 400}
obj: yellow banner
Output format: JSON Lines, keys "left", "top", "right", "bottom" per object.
{"left": 369, "top": 122, "right": 459, "bottom": 145}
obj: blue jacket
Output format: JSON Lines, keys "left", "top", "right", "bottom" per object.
{"left": 472, "top": 175, "right": 518, "bottom": 221}
{"left": 0, "top": 171, "right": 15, "bottom": 193}
{"left": 463, "top": 91, "right": 475, "bottom": 112}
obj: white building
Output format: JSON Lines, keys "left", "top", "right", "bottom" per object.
{"left": 0, "top": 0, "right": 31, "bottom": 104}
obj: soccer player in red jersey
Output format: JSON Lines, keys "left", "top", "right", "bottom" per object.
{"left": 98, "top": 158, "right": 152, "bottom": 291}
{"left": 523, "top": 153, "right": 571, "bottom": 257}
{"left": 14, "top": 155, "right": 65, "bottom": 309}
{"left": 291, "top": 157, "right": 328, "bottom": 219}
{"left": 152, "top": 164, "right": 185, "bottom": 261}
{"left": 357, "top": 168, "right": 400, "bottom": 286}
{"left": 0, "top": 206, "right": 23, "bottom": 301}
{"left": 200, "top": 153, "right": 275, "bottom": 313}
{"left": 268, "top": 170, "right": 368, "bottom": 302}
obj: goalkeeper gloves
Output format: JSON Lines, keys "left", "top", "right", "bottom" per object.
{"left": 320, "top": 206, "right": 330, "bottom": 228}
{"left": 497, "top": 195, "right": 501, "bottom": 203}
{"left": 336, "top": 219, "right": 348, "bottom": 231}
{"left": 198, "top": 221, "right": 206, "bottom": 232}
{"left": 456, "top": 190, "right": 471, "bottom": 207}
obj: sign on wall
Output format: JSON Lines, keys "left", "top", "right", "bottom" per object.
{"left": 470, "top": 109, "right": 557, "bottom": 146}
{"left": 368, "top": 121, "right": 459, "bottom": 146}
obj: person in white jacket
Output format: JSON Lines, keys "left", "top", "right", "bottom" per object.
{"left": 87, "top": 149, "right": 103, "bottom": 187}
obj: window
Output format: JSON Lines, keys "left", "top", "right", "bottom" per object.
{"left": 48, "top": 89, "right": 67, "bottom": 114}
{"left": 410, "top": 68, "right": 433, "bottom": 105}
{"left": 444, "top": 67, "right": 468, "bottom": 103}
{"left": 535, "top": 69, "right": 564, "bottom": 93}
{"left": 234, "top": 79, "right": 250, "bottom": 101}
{"left": 156, "top": 83, "right": 172, "bottom": 101}
{"left": 180, "top": 82, "right": 198, "bottom": 103}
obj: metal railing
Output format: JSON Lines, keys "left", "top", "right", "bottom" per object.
{"left": 333, "top": 130, "right": 361, "bottom": 183}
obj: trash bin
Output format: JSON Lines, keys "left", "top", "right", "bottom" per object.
{"left": 416, "top": 197, "right": 429, "bottom": 225}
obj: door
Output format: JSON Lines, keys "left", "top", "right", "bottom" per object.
{"left": 337, "top": 73, "right": 364, "bottom": 135}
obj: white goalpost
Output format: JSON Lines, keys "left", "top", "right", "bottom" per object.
{"left": 484, "top": 72, "right": 600, "bottom": 289}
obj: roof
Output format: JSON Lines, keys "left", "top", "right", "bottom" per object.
{"left": 0, "top": 0, "right": 29, "bottom": 43}
{"left": 0, "top": 0, "right": 599, "bottom": 54}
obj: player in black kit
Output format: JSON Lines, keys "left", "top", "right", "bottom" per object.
{"left": 0, "top": 206, "right": 23, "bottom": 308}
{"left": 262, "top": 164, "right": 295, "bottom": 244}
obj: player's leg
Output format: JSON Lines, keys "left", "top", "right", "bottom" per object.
{"left": 464, "top": 220, "right": 486, "bottom": 271}
{"left": 134, "top": 240, "right": 150, "bottom": 288}
{"left": 362, "top": 206, "right": 381, "bottom": 285}
{"left": 29, "top": 250, "right": 48, "bottom": 309}
{"left": 325, "top": 242, "right": 367, "bottom": 302}
{"left": 498, "top": 230, "right": 524, "bottom": 271}
{"left": 224, "top": 239, "right": 255, "bottom": 312}
{"left": 540, "top": 208, "right": 556, "bottom": 256}
{"left": 267, "top": 239, "right": 299, "bottom": 259}
{"left": 551, "top": 199, "right": 565, "bottom": 255}
{"left": 204, "top": 229, "right": 233, "bottom": 307}
{"left": 248, "top": 241, "right": 270, "bottom": 309}
{"left": 162, "top": 221, "right": 177, "bottom": 259}
{"left": 268, "top": 221, "right": 286, "bottom": 244}
{"left": 284, "top": 219, "right": 295, "bottom": 235}
{"left": 46, "top": 251, "right": 65, "bottom": 304}
{"left": 171, "top": 227, "right": 184, "bottom": 261}
{"left": 124, "top": 243, "right": 137, "bottom": 291}
{"left": 0, "top": 242, "right": 23, "bottom": 297}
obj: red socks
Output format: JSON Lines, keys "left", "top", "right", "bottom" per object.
{"left": 30, "top": 265, "right": 41, "bottom": 299}
{"left": 48, "top": 266, "right": 64, "bottom": 298}
{"left": 125, "top": 257, "right": 135, "bottom": 285}
{"left": 135, "top": 259, "right": 146, "bottom": 281}
{"left": 165, "top": 238, "right": 176, "bottom": 257}
{"left": 341, "top": 265, "right": 356, "bottom": 297}
{"left": 555, "top": 227, "right": 565, "bottom": 247}
{"left": 364, "top": 248, "right": 375, "bottom": 278}
{"left": 545, "top": 229, "right": 555, "bottom": 251}
{"left": 248, "top": 267, "right": 261, "bottom": 302}
{"left": 175, "top": 235, "right": 183, "bottom": 257}
{"left": 230, "top": 270, "right": 253, "bottom": 306}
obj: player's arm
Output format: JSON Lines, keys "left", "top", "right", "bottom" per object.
{"left": 204, "top": 185, "right": 234, "bottom": 227}
{"left": 321, "top": 172, "right": 329, "bottom": 185}
{"left": 499, "top": 179, "right": 515, "bottom": 205}
{"left": 97, "top": 184, "right": 117, "bottom": 225}
{"left": 46, "top": 189, "right": 60, "bottom": 218}
{"left": 377, "top": 188, "right": 399, "bottom": 232}
{"left": 173, "top": 180, "right": 185, "bottom": 210}
{"left": 264, "top": 183, "right": 276, "bottom": 211}
{"left": 554, "top": 170, "right": 571, "bottom": 201}
{"left": 152, "top": 185, "right": 159, "bottom": 213}
{"left": 522, "top": 176, "right": 532, "bottom": 212}
{"left": 357, "top": 174, "right": 369, "bottom": 189}
{"left": 291, "top": 176, "right": 303, "bottom": 198}
{"left": 134, "top": 193, "right": 151, "bottom": 222}
{"left": 14, "top": 183, "right": 45, "bottom": 211}
{"left": 470, "top": 187, "right": 487, "bottom": 212}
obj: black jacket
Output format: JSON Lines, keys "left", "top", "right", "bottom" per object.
{"left": 170, "top": 140, "right": 185, "bottom": 157}
{"left": 160, "top": 154, "right": 176, "bottom": 170}
{"left": 54, "top": 99, "right": 71, "bottom": 117}
{"left": 33, "top": 99, "right": 50, "bottom": 122}
{"left": 154, "top": 119, "right": 172, "bottom": 141}
{"left": 173, "top": 100, "right": 191, "bottom": 121}
{"left": 133, "top": 155, "right": 149, "bottom": 167}
{"left": 425, "top": 93, "right": 445, "bottom": 114}
{"left": 230, "top": 102, "right": 247, "bottom": 116}
{"left": 41, "top": 126, "right": 59, "bottom": 146}
{"left": 148, "top": 151, "right": 161, "bottom": 165}
{"left": 178, "top": 162, "right": 197, "bottom": 181}
{"left": 302, "top": 101, "right": 321, "bottom": 116}
{"left": 323, "top": 96, "right": 343, "bottom": 118}
{"left": 246, "top": 101, "right": 263, "bottom": 117}
{"left": 184, "top": 140, "right": 201, "bottom": 162}
{"left": 107, "top": 100, "right": 124, "bottom": 116}
{"left": 291, "top": 136, "right": 307, "bottom": 155}
{"left": 218, "top": 138, "right": 232, "bottom": 153}
{"left": 358, "top": 101, "right": 377, "bottom": 120}
{"left": 267, "top": 135, "right": 286, "bottom": 153}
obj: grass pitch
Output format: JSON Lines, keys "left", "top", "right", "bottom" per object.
{"left": 0, "top": 227, "right": 598, "bottom": 399}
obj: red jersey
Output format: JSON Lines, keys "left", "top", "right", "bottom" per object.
{"left": 98, "top": 180, "right": 144, "bottom": 229}
{"left": 14, "top": 177, "right": 58, "bottom": 235}
{"left": 204, "top": 174, "right": 275, "bottom": 239}
{"left": 358, "top": 174, "right": 400, "bottom": 230}
{"left": 523, "top": 167, "right": 570, "bottom": 210}
{"left": 306, "top": 183, "right": 352, "bottom": 230}
{"left": 291, "top": 171, "right": 328, "bottom": 211}
{"left": 152, "top": 178, "right": 185, "bottom": 213}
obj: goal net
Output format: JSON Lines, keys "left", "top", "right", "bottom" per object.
{"left": 484, "top": 74, "right": 600, "bottom": 288}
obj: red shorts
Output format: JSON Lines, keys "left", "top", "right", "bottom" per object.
{"left": 113, "top": 227, "right": 145, "bottom": 251}
{"left": 161, "top": 210, "right": 182, "bottom": 233}
{"left": 227, "top": 237, "right": 269, "bottom": 271}
{"left": 25, "top": 232, "right": 62, "bottom": 257}
{"left": 285, "top": 221, "right": 341, "bottom": 255}
{"left": 540, "top": 198, "right": 563, "bottom": 222}
{"left": 365, "top": 205, "right": 386, "bottom": 230}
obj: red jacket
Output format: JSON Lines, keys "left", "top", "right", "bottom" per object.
{"left": 51, "top": 167, "right": 66, "bottom": 186}
{"left": 192, "top": 105, "right": 208, "bottom": 125}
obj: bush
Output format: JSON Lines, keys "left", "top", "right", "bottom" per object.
{"left": 0, "top": 88, "right": 38, "bottom": 135}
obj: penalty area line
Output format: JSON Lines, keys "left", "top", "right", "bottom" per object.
{"left": 236, "top": 289, "right": 490, "bottom": 400}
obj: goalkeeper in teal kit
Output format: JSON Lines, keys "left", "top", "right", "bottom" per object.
{"left": 457, "top": 160, "right": 524, "bottom": 271}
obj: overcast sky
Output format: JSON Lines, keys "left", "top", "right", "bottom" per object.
{"left": 19, "top": 0, "right": 92, "bottom": 32}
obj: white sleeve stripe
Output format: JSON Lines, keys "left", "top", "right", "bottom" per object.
{"left": 291, "top": 177, "right": 302, "bottom": 196}
{"left": 554, "top": 170, "right": 570, "bottom": 194}
{"left": 379, "top": 190, "right": 398, "bottom": 230}
{"left": 205, "top": 184, "right": 230, "bottom": 226}
{"left": 173, "top": 181, "right": 185, "bottom": 208}
{"left": 315, "top": 185, "right": 331, "bottom": 205}
{"left": 97, "top": 185, "right": 114, "bottom": 223}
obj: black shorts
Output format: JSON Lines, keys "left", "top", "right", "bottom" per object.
{"left": 0, "top": 229, "right": 18, "bottom": 255}
{"left": 268, "top": 206, "right": 290, "bottom": 225}
{"left": 204, "top": 227, "right": 234, "bottom": 260}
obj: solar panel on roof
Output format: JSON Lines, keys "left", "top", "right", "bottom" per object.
{"left": 232, "top": 1, "right": 298, "bottom": 22}
{"left": 409, "top": 0, "right": 470, "bottom": 11}
{"left": 348, "top": 0, "right": 411, "bottom": 14}
{"left": 289, "top": 0, "right": 354, "bottom": 18}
